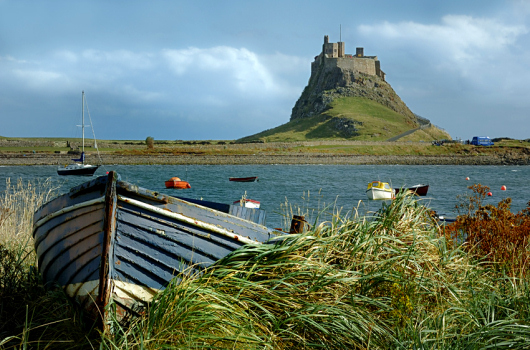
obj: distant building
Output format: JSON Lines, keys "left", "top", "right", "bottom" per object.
{"left": 311, "top": 35, "right": 385, "bottom": 81}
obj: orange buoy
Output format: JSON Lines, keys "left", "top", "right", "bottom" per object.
{"left": 501, "top": 185, "right": 506, "bottom": 191}
{"left": 165, "top": 177, "right": 190, "bottom": 189}
{"left": 487, "top": 192, "right": 492, "bottom": 196}
{"left": 465, "top": 177, "right": 470, "bottom": 180}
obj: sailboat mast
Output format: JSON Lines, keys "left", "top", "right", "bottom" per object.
{"left": 81, "top": 91, "right": 85, "bottom": 163}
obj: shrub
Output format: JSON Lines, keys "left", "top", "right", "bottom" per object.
{"left": 145, "top": 136, "right": 154, "bottom": 149}
{"left": 446, "top": 183, "right": 530, "bottom": 276}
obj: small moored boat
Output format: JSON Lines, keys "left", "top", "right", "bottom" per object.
{"left": 33, "top": 171, "right": 277, "bottom": 329}
{"left": 164, "top": 177, "right": 191, "bottom": 189}
{"left": 58, "top": 91, "right": 100, "bottom": 176}
{"left": 229, "top": 176, "right": 258, "bottom": 182}
{"left": 366, "top": 181, "right": 394, "bottom": 200}
{"left": 233, "top": 198, "right": 261, "bottom": 209}
{"left": 394, "top": 184, "right": 429, "bottom": 196}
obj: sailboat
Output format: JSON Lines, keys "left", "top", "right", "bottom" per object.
{"left": 57, "top": 91, "right": 101, "bottom": 176}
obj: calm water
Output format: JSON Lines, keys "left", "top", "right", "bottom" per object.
{"left": 1, "top": 164, "right": 529, "bottom": 229}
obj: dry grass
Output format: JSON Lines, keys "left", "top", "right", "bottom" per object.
{"left": 104, "top": 192, "right": 530, "bottom": 349}
{"left": 0, "top": 178, "right": 58, "bottom": 251}
{"left": 1, "top": 180, "right": 530, "bottom": 349}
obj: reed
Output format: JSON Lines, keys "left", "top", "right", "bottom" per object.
{"left": 2, "top": 180, "right": 530, "bottom": 349}
{"left": 100, "top": 192, "right": 529, "bottom": 349}
{"left": 0, "top": 178, "right": 58, "bottom": 249}
{"left": 0, "top": 178, "right": 102, "bottom": 349}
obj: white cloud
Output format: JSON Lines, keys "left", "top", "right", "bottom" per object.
{"left": 81, "top": 49, "right": 155, "bottom": 70}
{"left": 12, "top": 69, "right": 64, "bottom": 88}
{"left": 162, "top": 46, "right": 276, "bottom": 93}
{"left": 360, "top": 15, "right": 527, "bottom": 64}
{"left": 0, "top": 55, "right": 26, "bottom": 63}
{"left": 359, "top": 15, "right": 530, "bottom": 100}
{"left": 1, "top": 44, "right": 306, "bottom": 138}
{"left": 53, "top": 50, "right": 78, "bottom": 63}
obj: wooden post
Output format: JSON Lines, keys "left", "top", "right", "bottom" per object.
{"left": 289, "top": 215, "right": 305, "bottom": 234}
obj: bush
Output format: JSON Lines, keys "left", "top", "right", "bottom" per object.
{"left": 446, "top": 183, "right": 530, "bottom": 276}
{"left": 145, "top": 136, "right": 154, "bottom": 149}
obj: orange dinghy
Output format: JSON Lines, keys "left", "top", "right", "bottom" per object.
{"left": 165, "top": 177, "right": 191, "bottom": 189}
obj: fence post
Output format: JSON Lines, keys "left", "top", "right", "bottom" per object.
{"left": 289, "top": 215, "right": 305, "bottom": 234}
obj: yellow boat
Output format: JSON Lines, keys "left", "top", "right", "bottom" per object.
{"left": 366, "top": 181, "right": 394, "bottom": 200}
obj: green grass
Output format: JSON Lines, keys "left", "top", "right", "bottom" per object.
{"left": 239, "top": 97, "right": 450, "bottom": 142}
{"left": 296, "top": 143, "right": 464, "bottom": 156}
{"left": 2, "top": 180, "right": 530, "bottom": 348}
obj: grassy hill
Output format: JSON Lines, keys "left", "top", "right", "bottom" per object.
{"left": 238, "top": 97, "right": 450, "bottom": 143}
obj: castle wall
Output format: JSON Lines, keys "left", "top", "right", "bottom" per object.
{"left": 323, "top": 56, "right": 377, "bottom": 76}
{"left": 312, "top": 36, "right": 384, "bottom": 80}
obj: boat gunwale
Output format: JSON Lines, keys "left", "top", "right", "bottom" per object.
{"left": 33, "top": 197, "right": 105, "bottom": 233}
{"left": 117, "top": 195, "right": 262, "bottom": 246}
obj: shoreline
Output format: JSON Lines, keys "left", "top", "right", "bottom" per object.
{"left": 1, "top": 153, "right": 529, "bottom": 166}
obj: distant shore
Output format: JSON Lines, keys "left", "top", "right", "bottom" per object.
{"left": 1, "top": 152, "right": 529, "bottom": 166}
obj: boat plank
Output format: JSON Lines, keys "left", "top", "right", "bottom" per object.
{"left": 32, "top": 171, "right": 281, "bottom": 327}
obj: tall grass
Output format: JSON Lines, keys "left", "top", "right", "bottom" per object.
{"left": 0, "top": 178, "right": 58, "bottom": 249}
{"left": 2, "top": 180, "right": 529, "bottom": 349}
{"left": 0, "top": 178, "right": 102, "bottom": 349}
{"left": 102, "top": 192, "right": 530, "bottom": 349}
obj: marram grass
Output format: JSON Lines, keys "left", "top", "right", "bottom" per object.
{"left": 1, "top": 180, "right": 530, "bottom": 349}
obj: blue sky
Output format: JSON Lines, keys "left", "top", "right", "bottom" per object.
{"left": 1, "top": 0, "right": 529, "bottom": 140}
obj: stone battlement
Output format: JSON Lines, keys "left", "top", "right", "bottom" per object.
{"left": 311, "top": 35, "right": 385, "bottom": 81}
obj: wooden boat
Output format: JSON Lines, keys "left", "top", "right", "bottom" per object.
{"left": 366, "top": 181, "right": 394, "bottom": 200}
{"left": 176, "top": 196, "right": 266, "bottom": 226}
{"left": 33, "top": 171, "right": 277, "bottom": 329}
{"left": 233, "top": 198, "right": 260, "bottom": 209}
{"left": 58, "top": 91, "right": 100, "bottom": 176}
{"left": 394, "top": 184, "right": 429, "bottom": 196}
{"left": 164, "top": 177, "right": 191, "bottom": 189}
{"left": 229, "top": 176, "right": 258, "bottom": 182}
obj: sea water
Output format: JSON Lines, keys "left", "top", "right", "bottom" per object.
{"left": 1, "top": 164, "right": 529, "bottom": 230}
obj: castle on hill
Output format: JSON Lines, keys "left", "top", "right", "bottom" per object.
{"left": 311, "top": 35, "right": 386, "bottom": 81}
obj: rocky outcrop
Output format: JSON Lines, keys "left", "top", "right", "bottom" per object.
{"left": 291, "top": 61, "right": 420, "bottom": 128}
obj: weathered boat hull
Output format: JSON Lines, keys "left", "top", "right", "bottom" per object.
{"left": 176, "top": 196, "right": 267, "bottom": 226}
{"left": 33, "top": 171, "right": 276, "bottom": 327}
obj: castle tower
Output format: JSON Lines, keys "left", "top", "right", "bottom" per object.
{"left": 322, "top": 36, "right": 344, "bottom": 58}
{"left": 338, "top": 41, "right": 345, "bottom": 57}
{"left": 356, "top": 47, "right": 364, "bottom": 57}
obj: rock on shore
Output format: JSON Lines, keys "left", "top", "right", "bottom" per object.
{"left": 1, "top": 153, "right": 529, "bottom": 166}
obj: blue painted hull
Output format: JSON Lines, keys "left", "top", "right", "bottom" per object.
{"left": 33, "top": 171, "right": 277, "bottom": 328}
